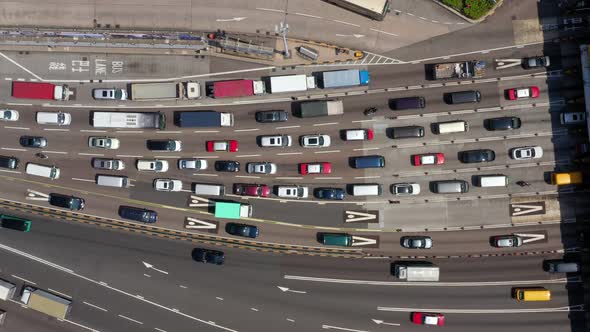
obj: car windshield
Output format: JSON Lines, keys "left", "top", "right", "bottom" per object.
{"left": 153, "top": 162, "right": 162, "bottom": 171}
{"left": 114, "top": 90, "right": 123, "bottom": 99}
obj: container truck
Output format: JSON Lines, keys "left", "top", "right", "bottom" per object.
{"left": 208, "top": 80, "right": 265, "bottom": 98}
{"left": 430, "top": 60, "right": 486, "bottom": 80}
{"left": 214, "top": 201, "right": 252, "bottom": 219}
{"left": 299, "top": 100, "right": 344, "bottom": 118}
{"left": 268, "top": 74, "right": 316, "bottom": 93}
{"left": 11, "top": 82, "right": 73, "bottom": 101}
{"left": 318, "top": 69, "right": 370, "bottom": 89}
{"left": 91, "top": 111, "right": 166, "bottom": 129}
{"left": 0, "top": 279, "right": 16, "bottom": 301}
{"left": 129, "top": 82, "right": 201, "bottom": 100}
{"left": 393, "top": 263, "right": 439, "bottom": 282}
{"left": 20, "top": 287, "right": 72, "bottom": 320}
{"left": 174, "top": 111, "right": 234, "bottom": 127}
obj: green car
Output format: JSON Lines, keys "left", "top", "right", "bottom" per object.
{"left": 0, "top": 214, "right": 31, "bottom": 232}
{"left": 321, "top": 233, "right": 353, "bottom": 247}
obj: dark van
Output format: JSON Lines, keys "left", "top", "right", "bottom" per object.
{"left": 390, "top": 126, "right": 425, "bottom": 139}
{"left": 446, "top": 90, "right": 481, "bottom": 104}
{"left": 351, "top": 155, "right": 385, "bottom": 169}
{"left": 543, "top": 260, "right": 580, "bottom": 273}
{"left": 118, "top": 206, "right": 158, "bottom": 223}
{"left": 321, "top": 233, "right": 353, "bottom": 247}
{"left": 389, "top": 96, "right": 426, "bottom": 110}
{"left": 0, "top": 156, "right": 18, "bottom": 169}
{"left": 48, "top": 193, "right": 85, "bottom": 210}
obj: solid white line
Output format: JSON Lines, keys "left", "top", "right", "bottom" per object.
{"left": 78, "top": 153, "right": 104, "bottom": 157}
{"left": 0, "top": 169, "right": 20, "bottom": 174}
{"left": 353, "top": 147, "right": 381, "bottom": 151}
{"left": 193, "top": 130, "right": 220, "bottom": 133}
{"left": 115, "top": 130, "right": 143, "bottom": 134}
{"left": 236, "top": 154, "right": 261, "bottom": 158}
{"left": 118, "top": 314, "right": 143, "bottom": 325}
{"left": 48, "top": 288, "right": 72, "bottom": 299}
{"left": 234, "top": 128, "right": 259, "bottom": 132}
{"left": 295, "top": 12, "right": 323, "bottom": 19}
{"left": 251, "top": 307, "right": 259, "bottom": 312}
{"left": 83, "top": 301, "right": 108, "bottom": 312}
{"left": 1, "top": 147, "right": 26, "bottom": 151}
{"left": 43, "top": 128, "right": 70, "bottom": 132}
{"left": 314, "top": 150, "right": 340, "bottom": 154}
{"left": 377, "top": 306, "right": 582, "bottom": 314}
{"left": 277, "top": 152, "right": 302, "bottom": 156}
{"left": 322, "top": 325, "right": 369, "bottom": 332}
{"left": 42, "top": 150, "right": 68, "bottom": 154}
{"left": 313, "top": 122, "right": 338, "bottom": 126}
{"left": 276, "top": 125, "right": 300, "bottom": 130}
{"left": 256, "top": 7, "right": 285, "bottom": 13}
{"left": 235, "top": 175, "right": 260, "bottom": 179}
{"left": 157, "top": 131, "right": 182, "bottom": 134}
{"left": 116, "top": 155, "right": 143, "bottom": 158}
{"left": 3, "top": 126, "right": 29, "bottom": 130}
{"left": 11, "top": 274, "right": 36, "bottom": 285}
{"left": 192, "top": 173, "right": 218, "bottom": 177}
{"left": 71, "top": 178, "right": 95, "bottom": 183}
{"left": 370, "top": 28, "right": 398, "bottom": 36}
{"left": 0, "top": 52, "right": 43, "bottom": 80}
{"left": 80, "top": 129, "right": 107, "bottom": 133}
{"left": 332, "top": 20, "right": 361, "bottom": 27}
{"left": 155, "top": 328, "right": 168, "bottom": 332}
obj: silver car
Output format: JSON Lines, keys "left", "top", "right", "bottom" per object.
{"left": 259, "top": 135, "right": 292, "bottom": 147}
{"left": 177, "top": 158, "right": 208, "bottom": 170}
{"left": 246, "top": 162, "right": 277, "bottom": 174}
{"left": 392, "top": 183, "right": 421, "bottom": 196}
{"left": 401, "top": 236, "right": 433, "bottom": 249}
{"left": 92, "top": 158, "right": 125, "bottom": 170}
{"left": 300, "top": 134, "right": 331, "bottom": 148}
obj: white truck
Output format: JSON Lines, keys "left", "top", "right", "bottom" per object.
{"left": 130, "top": 82, "right": 201, "bottom": 100}
{"left": 91, "top": 111, "right": 166, "bottom": 129}
{"left": 0, "top": 279, "right": 16, "bottom": 301}
{"left": 20, "top": 287, "right": 72, "bottom": 319}
{"left": 393, "top": 264, "right": 439, "bottom": 282}
{"left": 269, "top": 74, "right": 316, "bottom": 93}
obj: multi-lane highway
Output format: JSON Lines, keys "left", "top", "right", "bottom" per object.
{"left": 0, "top": 0, "right": 587, "bottom": 331}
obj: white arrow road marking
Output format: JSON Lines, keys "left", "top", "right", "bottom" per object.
{"left": 322, "top": 325, "right": 370, "bottom": 332}
{"left": 345, "top": 211, "right": 377, "bottom": 223}
{"left": 277, "top": 286, "right": 307, "bottom": 294}
{"left": 216, "top": 17, "right": 247, "bottom": 22}
{"left": 377, "top": 305, "right": 584, "bottom": 313}
{"left": 189, "top": 195, "right": 210, "bottom": 207}
{"left": 142, "top": 262, "right": 168, "bottom": 275}
{"left": 511, "top": 204, "right": 544, "bottom": 216}
{"left": 185, "top": 217, "right": 217, "bottom": 230}
{"left": 514, "top": 233, "right": 546, "bottom": 243}
{"left": 26, "top": 189, "right": 49, "bottom": 200}
{"left": 371, "top": 319, "right": 400, "bottom": 326}
{"left": 351, "top": 236, "right": 378, "bottom": 247}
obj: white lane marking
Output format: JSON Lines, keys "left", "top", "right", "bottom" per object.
{"left": 275, "top": 177, "right": 303, "bottom": 180}
{"left": 216, "top": 297, "right": 224, "bottom": 301}
{"left": 78, "top": 153, "right": 104, "bottom": 157}
{"left": 71, "top": 178, "right": 95, "bottom": 183}
{"left": 234, "top": 128, "right": 259, "bottom": 132}
{"left": 115, "top": 130, "right": 143, "bottom": 134}
{"left": 332, "top": 19, "right": 361, "bottom": 27}
{"left": 251, "top": 308, "right": 259, "bottom": 312}
{"left": 193, "top": 130, "right": 220, "bottom": 133}
{"left": 369, "top": 28, "right": 398, "bottom": 36}
{"left": 116, "top": 155, "right": 143, "bottom": 158}
{"left": 277, "top": 152, "right": 302, "bottom": 156}
{"left": 277, "top": 286, "right": 307, "bottom": 294}
{"left": 1, "top": 147, "right": 26, "bottom": 151}
{"left": 144, "top": 274, "right": 151, "bottom": 278}
{"left": 284, "top": 275, "right": 573, "bottom": 286}
{"left": 154, "top": 156, "right": 180, "bottom": 159}
{"left": 179, "top": 285, "right": 188, "bottom": 289}
{"left": 236, "top": 154, "right": 261, "bottom": 158}
{"left": 48, "top": 288, "right": 71, "bottom": 298}
{"left": 294, "top": 12, "right": 323, "bottom": 19}
{"left": 42, "top": 150, "right": 68, "bottom": 154}
{"left": 0, "top": 169, "right": 20, "bottom": 174}
{"left": 353, "top": 147, "right": 381, "bottom": 151}
{"left": 322, "top": 325, "right": 369, "bottom": 332}
{"left": 80, "top": 129, "right": 107, "bottom": 133}
{"left": 155, "top": 328, "right": 168, "bottom": 332}
{"left": 256, "top": 7, "right": 285, "bottom": 13}
{"left": 235, "top": 175, "right": 260, "bottom": 179}
{"left": 142, "top": 261, "right": 169, "bottom": 275}
{"left": 192, "top": 173, "right": 218, "bottom": 177}
{"left": 314, "top": 150, "right": 340, "bottom": 154}
{"left": 354, "top": 176, "right": 381, "bottom": 179}
{"left": 287, "top": 318, "right": 295, "bottom": 322}
{"left": 351, "top": 119, "right": 376, "bottom": 123}
{"left": 157, "top": 131, "right": 182, "bottom": 134}
{"left": 313, "top": 122, "right": 338, "bottom": 126}
{"left": 11, "top": 274, "right": 36, "bottom": 284}
{"left": 407, "top": 12, "right": 415, "bottom": 16}
{"left": 43, "top": 128, "right": 70, "bottom": 132}
{"left": 63, "top": 319, "right": 100, "bottom": 332}
{"left": 314, "top": 177, "right": 342, "bottom": 180}
{"left": 0, "top": 52, "right": 43, "bottom": 80}
{"left": 118, "top": 314, "right": 143, "bottom": 325}
{"left": 83, "top": 301, "right": 108, "bottom": 312}
{"left": 275, "top": 125, "right": 300, "bottom": 130}
{"left": 216, "top": 17, "right": 247, "bottom": 22}
{"left": 377, "top": 306, "right": 583, "bottom": 313}
{"left": 3, "top": 126, "right": 29, "bottom": 130}
{"left": 410, "top": 40, "right": 544, "bottom": 63}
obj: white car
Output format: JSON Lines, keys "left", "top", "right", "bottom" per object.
{"left": 0, "top": 109, "right": 19, "bottom": 121}
{"left": 392, "top": 183, "right": 420, "bottom": 196}
{"left": 153, "top": 179, "right": 182, "bottom": 192}
{"left": 93, "top": 88, "right": 127, "bottom": 100}
{"left": 88, "top": 136, "right": 120, "bottom": 149}
{"left": 510, "top": 146, "right": 543, "bottom": 160}
{"left": 177, "top": 158, "right": 207, "bottom": 170}
{"left": 136, "top": 159, "right": 169, "bottom": 172}
{"left": 259, "top": 135, "right": 292, "bottom": 147}
{"left": 277, "top": 185, "right": 309, "bottom": 198}
{"left": 36, "top": 111, "right": 71, "bottom": 126}
{"left": 300, "top": 134, "right": 331, "bottom": 148}
{"left": 246, "top": 162, "right": 277, "bottom": 174}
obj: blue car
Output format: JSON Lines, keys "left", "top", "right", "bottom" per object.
{"left": 225, "top": 223, "right": 259, "bottom": 239}
{"left": 314, "top": 188, "right": 345, "bottom": 200}
{"left": 192, "top": 248, "right": 225, "bottom": 265}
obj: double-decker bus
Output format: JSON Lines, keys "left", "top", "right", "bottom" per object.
{"left": 325, "top": 0, "right": 390, "bottom": 21}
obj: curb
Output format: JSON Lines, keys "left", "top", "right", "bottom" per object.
{"left": 431, "top": 0, "right": 504, "bottom": 24}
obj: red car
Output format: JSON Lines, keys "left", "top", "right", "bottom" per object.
{"left": 233, "top": 183, "right": 270, "bottom": 197}
{"left": 506, "top": 86, "right": 540, "bottom": 100}
{"left": 411, "top": 312, "right": 445, "bottom": 326}
{"left": 206, "top": 140, "right": 238, "bottom": 152}
{"left": 299, "top": 162, "right": 331, "bottom": 175}
{"left": 412, "top": 153, "right": 445, "bottom": 166}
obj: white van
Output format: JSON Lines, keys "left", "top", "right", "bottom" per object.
{"left": 193, "top": 183, "right": 225, "bottom": 196}
{"left": 477, "top": 175, "right": 509, "bottom": 187}
{"left": 25, "top": 163, "right": 60, "bottom": 180}
{"left": 96, "top": 175, "right": 129, "bottom": 188}
{"left": 344, "top": 129, "right": 374, "bottom": 141}
{"left": 351, "top": 184, "right": 382, "bottom": 196}
{"left": 36, "top": 111, "right": 72, "bottom": 126}
{"left": 434, "top": 120, "right": 468, "bottom": 134}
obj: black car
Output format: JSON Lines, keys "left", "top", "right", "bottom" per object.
{"left": 48, "top": 193, "right": 85, "bottom": 210}
{"left": 459, "top": 149, "right": 496, "bottom": 163}
{"left": 118, "top": 206, "right": 157, "bottom": 223}
{"left": 314, "top": 188, "right": 345, "bottom": 200}
{"left": 192, "top": 248, "right": 225, "bottom": 265}
{"left": 225, "top": 222, "right": 259, "bottom": 238}
{"left": 214, "top": 160, "right": 240, "bottom": 172}
{"left": 20, "top": 136, "right": 47, "bottom": 148}
{"left": 146, "top": 139, "right": 181, "bottom": 151}
{"left": 485, "top": 117, "right": 521, "bottom": 131}
{"left": 255, "top": 110, "right": 288, "bottom": 123}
